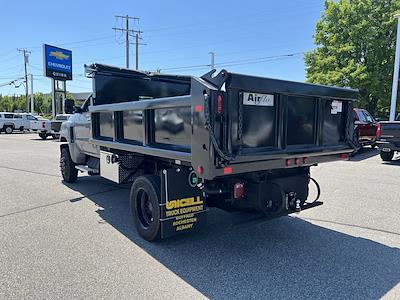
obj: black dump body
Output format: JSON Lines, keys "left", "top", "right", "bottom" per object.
{"left": 87, "top": 64, "right": 357, "bottom": 180}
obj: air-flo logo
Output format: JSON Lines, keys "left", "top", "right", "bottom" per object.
{"left": 243, "top": 92, "right": 274, "bottom": 107}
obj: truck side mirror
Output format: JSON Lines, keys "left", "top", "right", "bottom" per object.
{"left": 65, "top": 99, "right": 75, "bottom": 114}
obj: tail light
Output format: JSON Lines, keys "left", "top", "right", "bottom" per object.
{"left": 286, "top": 159, "right": 293, "bottom": 166}
{"left": 216, "top": 94, "right": 223, "bottom": 114}
{"left": 196, "top": 165, "right": 204, "bottom": 175}
{"left": 376, "top": 123, "right": 382, "bottom": 138}
{"left": 234, "top": 182, "right": 245, "bottom": 199}
{"left": 340, "top": 153, "right": 349, "bottom": 160}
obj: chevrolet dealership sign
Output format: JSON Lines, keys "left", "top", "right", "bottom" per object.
{"left": 43, "top": 44, "right": 72, "bottom": 80}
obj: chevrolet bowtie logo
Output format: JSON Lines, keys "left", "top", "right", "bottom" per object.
{"left": 49, "top": 51, "right": 69, "bottom": 61}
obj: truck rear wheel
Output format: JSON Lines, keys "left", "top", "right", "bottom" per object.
{"left": 380, "top": 150, "right": 394, "bottom": 161}
{"left": 60, "top": 146, "right": 78, "bottom": 183}
{"left": 130, "top": 175, "right": 161, "bottom": 241}
{"left": 39, "top": 132, "right": 47, "bottom": 139}
{"left": 5, "top": 126, "right": 13, "bottom": 134}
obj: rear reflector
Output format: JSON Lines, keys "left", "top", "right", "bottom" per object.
{"left": 223, "top": 166, "right": 233, "bottom": 175}
{"left": 295, "top": 158, "right": 302, "bottom": 166}
{"left": 234, "top": 182, "right": 245, "bottom": 199}
{"left": 340, "top": 153, "right": 349, "bottom": 160}
{"left": 194, "top": 105, "right": 203, "bottom": 112}
{"left": 217, "top": 94, "right": 223, "bottom": 114}
{"left": 197, "top": 165, "right": 204, "bottom": 175}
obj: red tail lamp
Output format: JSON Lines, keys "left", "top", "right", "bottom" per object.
{"left": 340, "top": 153, "right": 349, "bottom": 160}
{"left": 197, "top": 165, "right": 204, "bottom": 175}
{"left": 234, "top": 182, "right": 245, "bottom": 199}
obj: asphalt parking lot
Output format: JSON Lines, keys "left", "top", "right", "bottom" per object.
{"left": 0, "top": 133, "right": 399, "bottom": 299}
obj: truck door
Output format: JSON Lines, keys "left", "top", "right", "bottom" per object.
{"left": 361, "top": 110, "right": 377, "bottom": 139}
{"left": 74, "top": 98, "right": 99, "bottom": 156}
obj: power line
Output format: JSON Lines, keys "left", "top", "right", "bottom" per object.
{"left": 158, "top": 52, "right": 304, "bottom": 72}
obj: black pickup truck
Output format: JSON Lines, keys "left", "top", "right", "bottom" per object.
{"left": 60, "top": 64, "right": 358, "bottom": 241}
{"left": 377, "top": 119, "right": 400, "bottom": 161}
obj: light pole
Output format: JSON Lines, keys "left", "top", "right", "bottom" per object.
{"left": 209, "top": 52, "right": 215, "bottom": 70}
{"left": 390, "top": 14, "right": 400, "bottom": 121}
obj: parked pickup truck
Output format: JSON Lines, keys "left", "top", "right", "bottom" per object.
{"left": 31, "top": 114, "right": 70, "bottom": 139}
{"left": 353, "top": 108, "right": 380, "bottom": 148}
{"left": 376, "top": 120, "right": 400, "bottom": 161}
{"left": 60, "top": 64, "right": 357, "bottom": 241}
{"left": 0, "top": 112, "right": 38, "bottom": 133}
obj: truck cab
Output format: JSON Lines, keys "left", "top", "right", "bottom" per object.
{"left": 60, "top": 96, "right": 99, "bottom": 161}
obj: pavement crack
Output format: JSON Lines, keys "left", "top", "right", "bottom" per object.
{"left": 0, "top": 165, "right": 61, "bottom": 178}
{"left": 0, "top": 188, "right": 122, "bottom": 219}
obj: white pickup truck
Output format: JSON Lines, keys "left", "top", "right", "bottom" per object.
{"left": 0, "top": 112, "right": 38, "bottom": 133}
{"left": 31, "top": 114, "right": 70, "bottom": 139}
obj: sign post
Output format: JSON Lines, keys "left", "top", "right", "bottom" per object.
{"left": 43, "top": 44, "right": 72, "bottom": 119}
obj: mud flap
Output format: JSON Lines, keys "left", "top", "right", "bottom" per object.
{"left": 160, "top": 167, "right": 207, "bottom": 239}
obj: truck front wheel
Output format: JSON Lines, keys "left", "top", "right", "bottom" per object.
{"left": 380, "top": 150, "right": 394, "bottom": 161}
{"left": 60, "top": 146, "right": 78, "bottom": 183}
{"left": 130, "top": 175, "right": 161, "bottom": 241}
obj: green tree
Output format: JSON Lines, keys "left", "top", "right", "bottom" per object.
{"left": 0, "top": 95, "right": 13, "bottom": 112}
{"left": 305, "top": 0, "right": 400, "bottom": 117}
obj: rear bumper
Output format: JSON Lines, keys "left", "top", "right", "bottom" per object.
{"left": 212, "top": 150, "right": 352, "bottom": 178}
{"left": 376, "top": 141, "right": 400, "bottom": 151}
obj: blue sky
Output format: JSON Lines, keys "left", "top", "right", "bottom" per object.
{"left": 0, "top": 0, "right": 324, "bottom": 95}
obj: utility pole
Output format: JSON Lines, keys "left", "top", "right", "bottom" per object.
{"left": 30, "top": 74, "right": 34, "bottom": 113}
{"left": 134, "top": 30, "right": 145, "bottom": 70}
{"left": 17, "top": 48, "right": 30, "bottom": 112}
{"left": 390, "top": 14, "right": 400, "bottom": 121}
{"left": 209, "top": 52, "right": 215, "bottom": 69}
{"left": 113, "top": 15, "right": 141, "bottom": 69}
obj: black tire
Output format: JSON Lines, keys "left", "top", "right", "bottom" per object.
{"left": 19, "top": 126, "right": 24, "bottom": 132}
{"left": 130, "top": 175, "right": 161, "bottom": 241}
{"left": 380, "top": 150, "right": 394, "bottom": 161}
{"left": 4, "top": 126, "right": 13, "bottom": 134}
{"left": 39, "top": 132, "right": 47, "bottom": 139}
{"left": 60, "top": 146, "right": 78, "bottom": 183}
